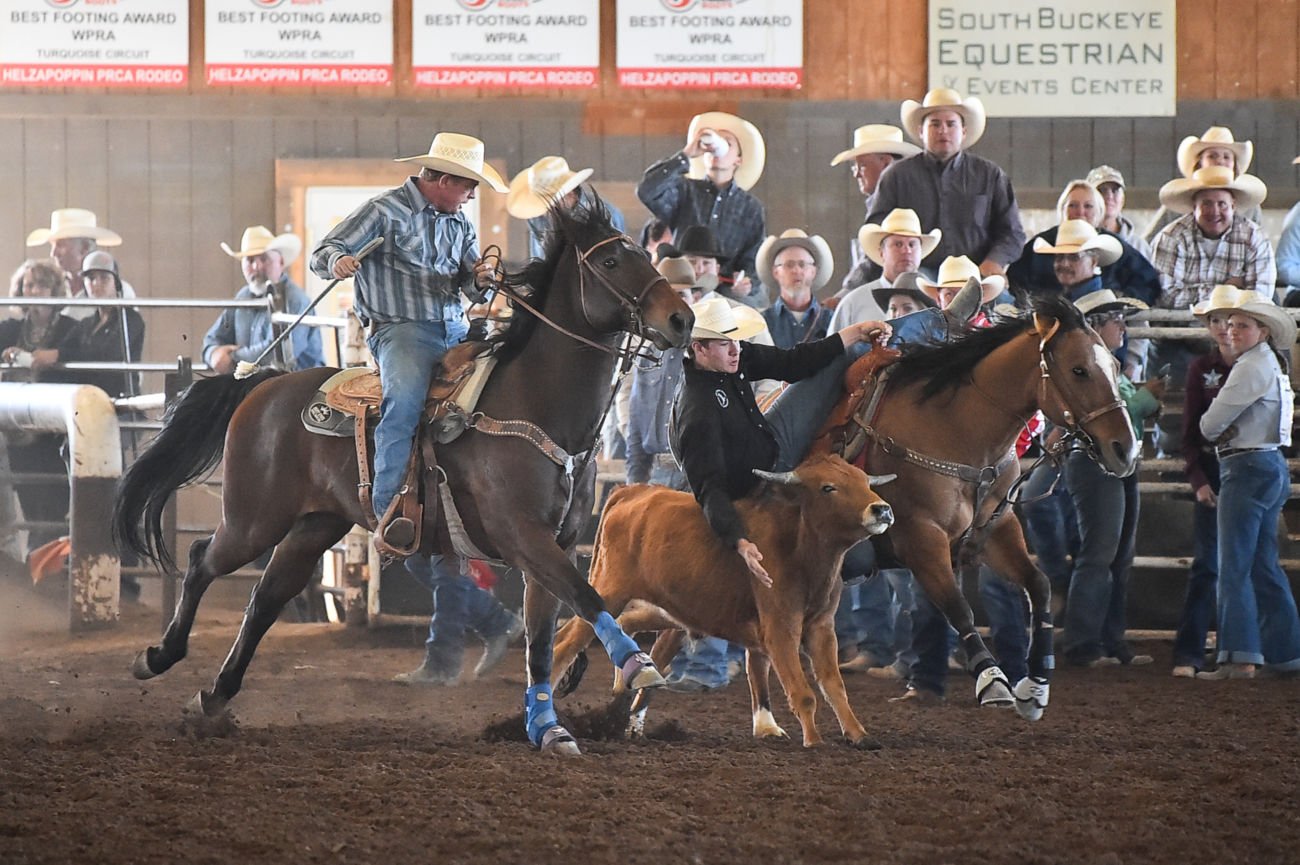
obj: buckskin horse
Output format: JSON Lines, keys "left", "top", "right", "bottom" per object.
{"left": 112, "top": 200, "right": 693, "bottom": 755}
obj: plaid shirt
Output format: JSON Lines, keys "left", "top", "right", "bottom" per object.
{"left": 1151, "top": 214, "right": 1277, "bottom": 309}
{"left": 637, "top": 151, "right": 765, "bottom": 279}
{"left": 309, "top": 177, "right": 476, "bottom": 325}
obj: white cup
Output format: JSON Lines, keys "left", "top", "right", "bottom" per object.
{"left": 699, "top": 130, "right": 730, "bottom": 159}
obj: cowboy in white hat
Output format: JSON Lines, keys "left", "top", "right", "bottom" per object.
{"left": 1141, "top": 126, "right": 1263, "bottom": 246}
{"left": 831, "top": 209, "right": 940, "bottom": 330}
{"left": 756, "top": 230, "right": 835, "bottom": 347}
{"left": 1277, "top": 155, "right": 1300, "bottom": 305}
{"left": 1151, "top": 166, "right": 1276, "bottom": 311}
{"left": 917, "top": 255, "right": 1006, "bottom": 318}
{"left": 830, "top": 125, "right": 921, "bottom": 293}
{"left": 508, "top": 156, "right": 627, "bottom": 261}
{"left": 204, "top": 225, "right": 323, "bottom": 376}
{"left": 637, "top": 111, "right": 767, "bottom": 296}
{"left": 1029, "top": 220, "right": 1123, "bottom": 298}
{"left": 866, "top": 88, "right": 1025, "bottom": 282}
{"left": 26, "top": 208, "right": 136, "bottom": 311}
{"left": 671, "top": 294, "right": 888, "bottom": 586}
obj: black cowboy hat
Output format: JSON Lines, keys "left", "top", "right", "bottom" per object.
{"left": 676, "top": 225, "right": 724, "bottom": 260}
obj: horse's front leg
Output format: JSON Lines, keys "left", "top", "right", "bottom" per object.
{"left": 900, "top": 522, "right": 1014, "bottom": 709}
{"left": 520, "top": 577, "right": 580, "bottom": 755}
{"left": 983, "top": 515, "right": 1053, "bottom": 721}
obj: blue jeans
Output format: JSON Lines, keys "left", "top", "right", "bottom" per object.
{"left": 1215, "top": 450, "right": 1300, "bottom": 668}
{"left": 835, "top": 568, "right": 918, "bottom": 668}
{"left": 367, "top": 319, "right": 468, "bottom": 519}
{"left": 405, "top": 554, "right": 515, "bottom": 650}
{"left": 1062, "top": 452, "right": 1140, "bottom": 663}
{"left": 1018, "top": 461, "right": 1075, "bottom": 595}
{"left": 1173, "top": 464, "right": 1220, "bottom": 669}
{"left": 669, "top": 636, "right": 737, "bottom": 687}
{"left": 908, "top": 566, "right": 1028, "bottom": 695}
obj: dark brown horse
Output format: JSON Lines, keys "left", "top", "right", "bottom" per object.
{"left": 113, "top": 200, "right": 693, "bottom": 754}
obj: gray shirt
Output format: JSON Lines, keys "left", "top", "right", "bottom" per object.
{"left": 828, "top": 277, "right": 889, "bottom": 331}
{"left": 1200, "top": 342, "right": 1294, "bottom": 449}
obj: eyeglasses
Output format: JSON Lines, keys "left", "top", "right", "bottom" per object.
{"left": 776, "top": 260, "right": 816, "bottom": 270}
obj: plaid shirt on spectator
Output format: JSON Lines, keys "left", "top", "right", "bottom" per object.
{"left": 1151, "top": 214, "right": 1277, "bottom": 309}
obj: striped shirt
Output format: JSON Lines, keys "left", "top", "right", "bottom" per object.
{"left": 1151, "top": 214, "right": 1277, "bottom": 309}
{"left": 309, "top": 177, "right": 477, "bottom": 325}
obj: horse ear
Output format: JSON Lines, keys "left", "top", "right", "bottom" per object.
{"left": 1032, "top": 312, "right": 1061, "bottom": 347}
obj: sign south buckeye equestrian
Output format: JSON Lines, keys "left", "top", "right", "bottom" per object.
{"left": 0, "top": 0, "right": 189, "bottom": 88}
{"left": 412, "top": 0, "right": 600, "bottom": 88}
{"left": 205, "top": 0, "right": 393, "bottom": 87}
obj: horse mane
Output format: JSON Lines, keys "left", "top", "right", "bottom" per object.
{"left": 887, "top": 294, "right": 1087, "bottom": 402}
{"left": 492, "top": 189, "right": 623, "bottom": 360}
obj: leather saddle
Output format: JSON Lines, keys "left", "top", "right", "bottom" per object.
{"left": 808, "top": 347, "right": 901, "bottom": 463}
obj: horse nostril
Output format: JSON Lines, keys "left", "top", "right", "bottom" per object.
{"left": 670, "top": 310, "right": 692, "bottom": 335}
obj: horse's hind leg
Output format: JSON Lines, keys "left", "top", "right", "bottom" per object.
{"left": 983, "top": 515, "right": 1053, "bottom": 721}
{"left": 625, "top": 626, "right": 685, "bottom": 738}
{"left": 191, "top": 513, "right": 350, "bottom": 717}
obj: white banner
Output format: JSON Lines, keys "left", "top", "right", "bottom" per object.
{"left": 205, "top": 0, "right": 393, "bottom": 87}
{"left": 0, "top": 0, "right": 188, "bottom": 88}
{"left": 412, "top": 0, "right": 599, "bottom": 89}
{"left": 616, "top": 0, "right": 803, "bottom": 90}
{"left": 928, "top": 1, "right": 1176, "bottom": 117}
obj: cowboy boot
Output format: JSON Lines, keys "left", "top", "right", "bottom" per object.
{"left": 944, "top": 276, "right": 985, "bottom": 322}
{"left": 393, "top": 642, "right": 464, "bottom": 686}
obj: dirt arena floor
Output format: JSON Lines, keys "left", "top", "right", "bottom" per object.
{"left": 2, "top": 581, "right": 1299, "bottom": 865}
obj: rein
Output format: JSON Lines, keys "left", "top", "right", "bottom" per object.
{"left": 1031, "top": 315, "right": 1127, "bottom": 463}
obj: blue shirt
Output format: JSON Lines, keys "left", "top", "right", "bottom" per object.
{"left": 309, "top": 177, "right": 477, "bottom": 326}
{"left": 202, "top": 278, "right": 324, "bottom": 371}
{"left": 762, "top": 296, "right": 831, "bottom": 349}
{"left": 526, "top": 194, "right": 626, "bottom": 261}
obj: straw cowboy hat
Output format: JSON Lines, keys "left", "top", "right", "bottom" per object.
{"left": 830, "top": 124, "right": 920, "bottom": 166}
{"left": 900, "top": 88, "right": 986, "bottom": 149}
{"left": 394, "top": 132, "right": 508, "bottom": 193}
{"left": 1235, "top": 293, "right": 1297, "bottom": 349}
{"left": 756, "top": 229, "right": 835, "bottom": 292}
{"left": 1176, "top": 126, "right": 1254, "bottom": 178}
{"left": 1158, "top": 165, "right": 1268, "bottom": 214}
{"left": 221, "top": 225, "right": 303, "bottom": 266}
{"left": 1074, "top": 288, "right": 1149, "bottom": 317}
{"left": 26, "top": 208, "right": 122, "bottom": 247}
{"left": 656, "top": 256, "right": 699, "bottom": 292}
{"left": 1191, "top": 284, "right": 1242, "bottom": 318}
{"left": 871, "top": 271, "right": 937, "bottom": 312}
{"left": 918, "top": 256, "right": 1005, "bottom": 305}
{"left": 858, "top": 208, "right": 942, "bottom": 267}
{"left": 685, "top": 112, "right": 766, "bottom": 190}
{"left": 689, "top": 294, "right": 767, "bottom": 342}
{"left": 506, "top": 156, "right": 593, "bottom": 219}
{"left": 1032, "top": 220, "right": 1123, "bottom": 267}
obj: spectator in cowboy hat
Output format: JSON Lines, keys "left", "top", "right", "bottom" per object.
{"left": 1277, "top": 154, "right": 1300, "bottom": 306}
{"left": 204, "top": 225, "right": 324, "bottom": 375}
{"left": 26, "top": 208, "right": 136, "bottom": 315}
{"left": 831, "top": 208, "right": 941, "bottom": 331}
{"left": 916, "top": 255, "right": 1007, "bottom": 320}
{"left": 637, "top": 111, "right": 766, "bottom": 300}
{"left": 1087, "top": 165, "right": 1152, "bottom": 261}
{"left": 674, "top": 224, "right": 760, "bottom": 308}
{"left": 831, "top": 125, "right": 922, "bottom": 295}
{"left": 1151, "top": 166, "right": 1274, "bottom": 310}
{"left": 1143, "top": 126, "right": 1263, "bottom": 245}
{"left": 507, "top": 155, "right": 625, "bottom": 261}
{"left": 865, "top": 88, "right": 1025, "bottom": 281}
{"left": 757, "top": 229, "right": 835, "bottom": 348}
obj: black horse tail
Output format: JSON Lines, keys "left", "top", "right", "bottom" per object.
{"left": 112, "top": 369, "right": 285, "bottom": 570}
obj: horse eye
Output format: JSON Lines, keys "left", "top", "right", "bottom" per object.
{"left": 602, "top": 256, "right": 618, "bottom": 268}
{"left": 821, "top": 483, "right": 837, "bottom": 493}
{"left": 1071, "top": 366, "right": 1088, "bottom": 377}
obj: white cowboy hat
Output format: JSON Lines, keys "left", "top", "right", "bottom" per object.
{"left": 858, "top": 209, "right": 942, "bottom": 267}
{"left": 26, "top": 208, "right": 122, "bottom": 247}
{"left": 900, "top": 88, "right": 986, "bottom": 149}
{"left": 220, "top": 225, "right": 303, "bottom": 266}
{"left": 395, "top": 132, "right": 508, "bottom": 193}
{"left": 830, "top": 124, "right": 920, "bottom": 166}
{"left": 1234, "top": 294, "right": 1297, "bottom": 349}
{"left": 506, "top": 156, "right": 593, "bottom": 219}
{"left": 1158, "top": 165, "right": 1268, "bottom": 214}
{"left": 1032, "top": 220, "right": 1123, "bottom": 267}
{"left": 690, "top": 294, "right": 767, "bottom": 342}
{"left": 755, "top": 229, "right": 834, "bottom": 292}
{"left": 1074, "top": 288, "right": 1149, "bottom": 317}
{"left": 1176, "top": 126, "right": 1254, "bottom": 178}
{"left": 656, "top": 256, "right": 699, "bottom": 291}
{"left": 917, "top": 255, "right": 1005, "bottom": 305}
{"left": 686, "top": 112, "right": 766, "bottom": 191}
{"left": 1191, "top": 284, "right": 1243, "bottom": 319}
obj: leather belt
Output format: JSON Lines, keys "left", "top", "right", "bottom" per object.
{"left": 1217, "top": 446, "right": 1277, "bottom": 459}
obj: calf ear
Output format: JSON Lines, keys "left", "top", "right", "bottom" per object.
{"left": 868, "top": 473, "right": 897, "bottom": 487}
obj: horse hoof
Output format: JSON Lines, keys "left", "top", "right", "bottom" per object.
{"left": 976, "top": 666, "right": 1014, "bottom": 709}
{"left": 626, "top": 708, "right": 648, "bottom": 739}
{"left": 131, "top": 648, "right": 159, "bottom": 680}
{"left": 850, "top": 736, "right": 884, "bottom": 752}
{"left": 184, "top": 690, "right": 227, "bottom": 719}
{"left": 539, "top": 725, "right": 581, "bottom": 757}
{"left": 614, "top": 652, "right": 665, "bottom": 693}
{"left": 1013, "top": 676, "right": 1050, "bottom": 722}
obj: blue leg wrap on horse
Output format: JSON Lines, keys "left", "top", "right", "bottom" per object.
{"left": 592, "top": 611, "right": 640, "bottom": 667}
{"left": 525, "top": 683, "right": 560, "bottom": 746}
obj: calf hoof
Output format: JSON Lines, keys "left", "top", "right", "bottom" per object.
{"left": 131, "top": 647, "right": 161, "bottom": 680}
{"left": 613, "top": 652, "right": 665, "bottom": 693}
{"left": 1013, "top": 676, "right": 1050, "bottom": 722}
{"left": 849, "top": 735, "right": 884, "bottom": 752}
{"left": 539, "top": 725, "right": 581, "bottom": 757}
{"left": 752, "top": 708, "right": 788, "bottom": 740}
{"left": 975, "top": 666, "right": 1014, "bottom": 709}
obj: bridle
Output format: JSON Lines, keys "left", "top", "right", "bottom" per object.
{"left": 1032, "top": 314, "right": 1127, "bottom": 466}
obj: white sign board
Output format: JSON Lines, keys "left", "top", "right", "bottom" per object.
{"left": 205, "top": 0, "right": 393, "bottom": 87}
{"left": 0, "top": 0, "right": 188, "bottom": 88}
{"left": 412, "top": 0, "right": 599, "bottom": 88}
{"left": 616, "top": 0, "right": 803, "bottom": 89}
{"left": 928, "top": 0, "right": 1176, "bottom": 117}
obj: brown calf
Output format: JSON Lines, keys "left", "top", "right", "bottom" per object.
{"left": 551, "top": 454, "right": 894, "bottom": 749}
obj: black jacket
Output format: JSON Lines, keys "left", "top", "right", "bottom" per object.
{"left": 670, "top": 335, "right": 844, "bottom": 548}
